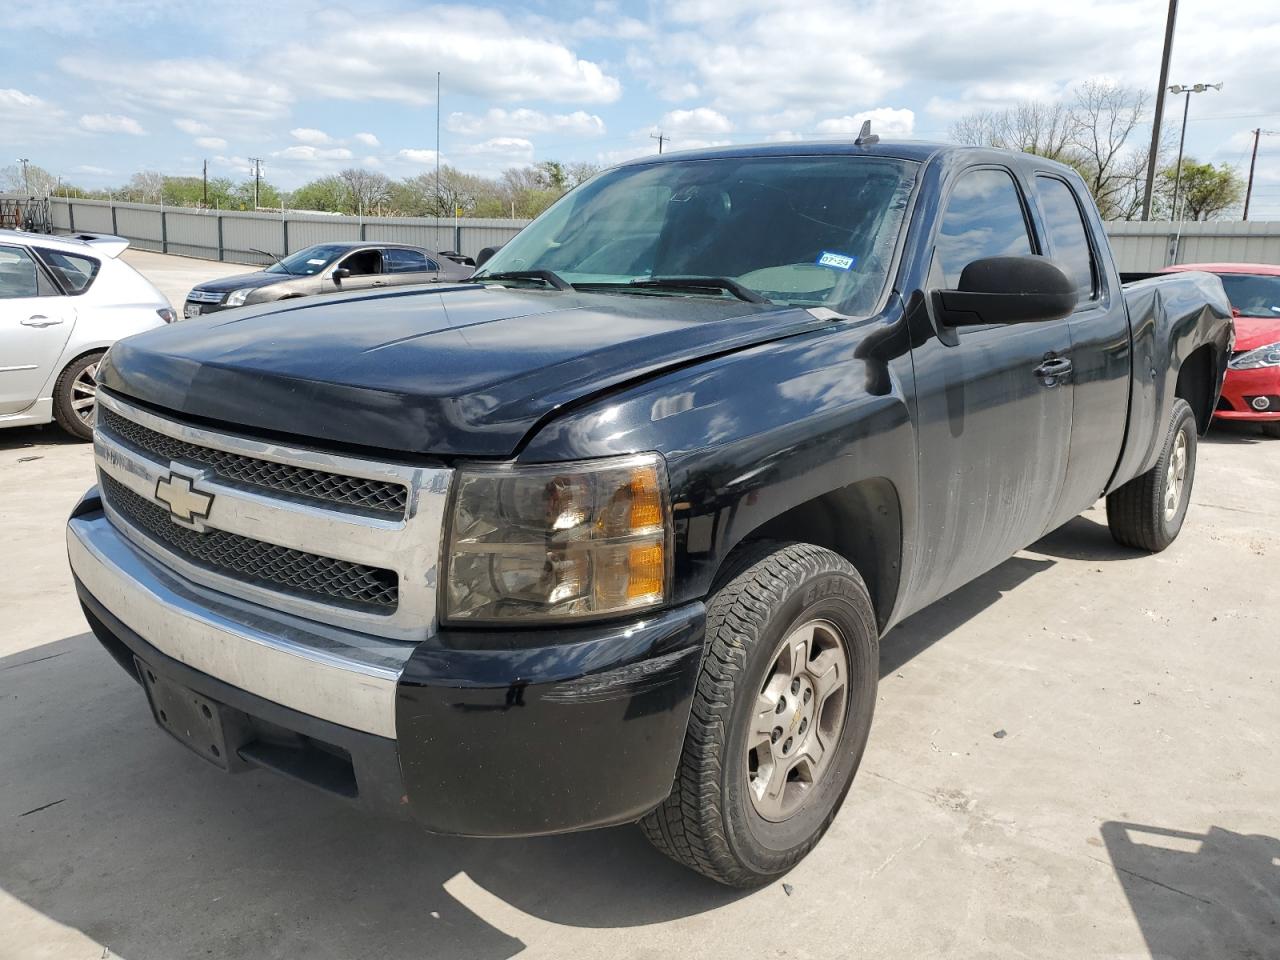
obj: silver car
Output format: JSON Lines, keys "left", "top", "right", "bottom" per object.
{"left": 183, "top": 242, "right": 475, "bottom": 318}
{"left": 0, "top": 230, "right": 174, "bottom": 440}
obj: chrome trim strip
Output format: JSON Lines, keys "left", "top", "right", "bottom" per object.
{"left": 68, "top": 513, "right": 409, "bottom": 737}
{"left": 94, "top": 390, "right": 453, "bottom": 642}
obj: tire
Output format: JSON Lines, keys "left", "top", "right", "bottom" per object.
{"left": 1106, "top": 398, "right": 1197, "bottom": 552}
{"left": 1260, "top": 421, "right": 1280, "bottom": 439}
{"left": 52, "top": 351, "right": 105, "bottom": 442}
{"left": 641, "top": 542, "right": 879, "bottom": 887}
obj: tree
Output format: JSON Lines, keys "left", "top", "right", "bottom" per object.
{"left": 950, "top": 101, "right": 1078, "bottom": 162}
{"left": 0, "top": 162, "right": 60, "bottom": 196}
{"left": 337, "top": 168, "right": 392, "bottom": 216}
{"left": 289, "top": 176, "right": 347, "bottom": 213}
{"left": 1158, "top": 158, "right": 1245, "bottom": 221}
{"left": 123, "top": 170, "right": 165, "bottom": 203}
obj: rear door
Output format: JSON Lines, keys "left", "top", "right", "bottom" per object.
{"left": 907, "top": 165, "right": 1075, "bottom": 605}
{"left": 0, "top": 243, "right": 75, "bottom": 414}
{"left": 383, "top": 248, "right": 440, "bottom": 285}
{"left": 1030, "top": 173, "right": 1131, "bottom": 524}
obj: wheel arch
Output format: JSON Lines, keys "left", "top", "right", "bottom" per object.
{"left": 1175, "top": 343, "right": 1219, "bottom": 435}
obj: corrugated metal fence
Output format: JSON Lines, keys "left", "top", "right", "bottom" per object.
{"left": 45, "top": 197, "right": 1280, "bottom": 272}
{"left": 47, "top": 197, "right": 529, "bottom": 266}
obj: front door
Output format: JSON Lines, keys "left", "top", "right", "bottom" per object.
{"left": 905, "top": 166, "right": 1075, "bottom": 608}
{"left": 326, "top": 248, "right": 385, "bottom": 294}
{"left": 0, "top": 243, "right": 74, "bottom": 415}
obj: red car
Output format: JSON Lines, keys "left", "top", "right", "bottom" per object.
{"left": 1162, "top": 263, "right": 1280, "bottom": 437}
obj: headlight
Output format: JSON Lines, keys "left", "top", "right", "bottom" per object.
{"left": 1229, "top": 341, "right": 1280, "bottom": 370}
{"left": 445, "top": 453, "right": 671, "bottom": 623}
{"left": 225, "top": 288, "right": 255, "bottom": 307}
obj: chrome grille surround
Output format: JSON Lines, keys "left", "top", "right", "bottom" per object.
{"left": 93, "top": 390, "right": 452, "bottom": 642}
{"left": 186, "top": 288, "right": 225, "bottom": 304}
{"left": 98, "top": 406, "right": 408, "bottom": 518}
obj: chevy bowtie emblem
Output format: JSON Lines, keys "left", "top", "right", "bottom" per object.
{"left": 155, "top": 471, "right": 215, "bottom": 528}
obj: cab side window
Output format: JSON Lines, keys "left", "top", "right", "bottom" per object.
{"left": 1035, "top": 176, "right": 1097, "bottom": 302}
{"left": 936, "top": 168, "right": 1033, "bottom": 288}
{"left": 0, "top": 245, "right": 52, "bottom": 299}
{"left": 341, "top": 249, "right": 382, "bottom": 275}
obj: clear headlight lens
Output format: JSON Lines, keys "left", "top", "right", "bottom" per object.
{"left": 225, "top": 288, "right": 254, "bottom": 307}
{"left": 445, "top": 453, "right": 670, "bottom": 623}
{"left": 1229, "top": 341, "right": 1280, "bottom": 370}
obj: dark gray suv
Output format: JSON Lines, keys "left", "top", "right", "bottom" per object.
{"left": 184, "top": 242, "right": 474, "bottom": 317}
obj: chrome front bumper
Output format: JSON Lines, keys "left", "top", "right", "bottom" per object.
{"left": 67, "top": 508, "right": 415, "bottom": 738}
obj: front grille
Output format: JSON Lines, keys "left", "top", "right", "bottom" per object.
{"left": 98, "top": 406, "right": 408, "bottom": 518}
{"left": 101, "top": 474, "right": 398, "bottom": 611}
{"left": 187, "top": 289, "right": 225, "bottom": 304}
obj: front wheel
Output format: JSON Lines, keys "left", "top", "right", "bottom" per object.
{"left": 52, "top": 351, "right": 105, "bottom": 441}
{"left": 1106, "top": 398, "right": 1197, "bottom": 552}
{"left": 641, "top": 542, "right": 878, "bottom": 887}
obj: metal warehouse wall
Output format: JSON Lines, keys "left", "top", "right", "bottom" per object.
{"left": 46, "top": 198, "right": 1280, "bottom": 271}
{"left": 48, "top": 197, "right": 529, "bottom": 265}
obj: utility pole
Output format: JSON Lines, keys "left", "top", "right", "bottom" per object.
{"left": 16, "top": 157, "right": 30, "bottom": 194}
{"left": 650, "top": 131, "right": 668, "bottom": 154}
{"left": 247, "top": 157, "right": 264, "bottom": 209}
{"left": 1243, "top": 129, "right": 1279, "bottom": 221}
{"left": 1168, "top": 82, "right": 1221, "bottom": 221}
{"left": 202, "top": 158, "right": 208, "bottom": 207}
{"left": 1141, "top": 0, "right": 1178, "bottom": 221}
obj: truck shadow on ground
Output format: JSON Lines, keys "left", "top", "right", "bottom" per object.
{"left": 0, "top": 424, "right": 81, "bottom": 451}
{"left": 1, "top": 543, "right": 1088, "bottom": 959}
{"left": 1101, "top": 821, "right": 1280, "bottom": 960}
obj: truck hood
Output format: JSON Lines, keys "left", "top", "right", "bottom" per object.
{"left": 99, "top": 284, "right": 827, "bottom": 457}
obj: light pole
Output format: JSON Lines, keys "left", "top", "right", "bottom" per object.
{"left": 1243, "top": 128, "right": 1279, "bottom": 221}
{"left": 1167, "top": 82, "right": 1221, "bottom": 221}
{"left": 16, "top": 158, "right": 30, "bottom": 194}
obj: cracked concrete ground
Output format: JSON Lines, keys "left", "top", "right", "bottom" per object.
{"left": 1, "top": 252, "right": 1277, "bottom": 959}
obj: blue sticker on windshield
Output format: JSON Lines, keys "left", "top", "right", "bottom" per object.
{"left": 816, "top": 251, "right": 857, "bottom": 271}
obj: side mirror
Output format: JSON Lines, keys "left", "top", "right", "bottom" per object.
{"left": 332, "top": 267, "right": 351, "bottom": 281}
{"left": 475, "top": 245, "right": 503, "bottom": 268}
{"left": 933, "top": 256, "right": 1077, "bottom": 327}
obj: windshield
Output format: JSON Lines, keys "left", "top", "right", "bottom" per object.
{"left": 1218, "top": 274, "right": 1280, "bottom": 318}
{"left": 477, "top": 155, "right": 918, "bottom": 313}
{"left": 266, "top": 244, "right": 350, "bottom": 275}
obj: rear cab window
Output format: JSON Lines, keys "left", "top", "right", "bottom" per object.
{"left": 34, "top": 248, "right": 101, "bottom": 295}
{"left": 1035, "top": 176, "right": 1098, "bottom": 304}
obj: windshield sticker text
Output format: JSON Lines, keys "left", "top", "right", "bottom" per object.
{"left": 817, "top": 251, "right": 857, "bottom": 271}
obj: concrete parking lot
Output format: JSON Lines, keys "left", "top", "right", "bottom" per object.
{"left": 1, "top": 253, "right": 1277, "bottom": 960}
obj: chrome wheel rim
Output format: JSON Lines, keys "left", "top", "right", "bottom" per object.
{"left": 746, "top": 618, "right": 850, "bottom": 822}
{"left": 1164, "top": 430, "right": 1188, "bottom": 521}
{"left": 71, "top": 360, "right": 99, "bottom": 427}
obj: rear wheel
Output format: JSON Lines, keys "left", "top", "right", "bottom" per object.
{"left": 1106, "top": 398, "right": 1197, "bottom": 552}
{"left": 641, "top": 542, "right": 878, "bottom": 886}
{"left": 52, "top": 351, "right": 105, "bottom": 441}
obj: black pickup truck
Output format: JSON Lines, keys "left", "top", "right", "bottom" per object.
{"left": 68, "top": 141, "right": 1231, "bottom": 886}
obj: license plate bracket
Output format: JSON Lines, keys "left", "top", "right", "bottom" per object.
{"left": 136, "top": 657, "right": 243, "bottom": 770}
{"left": 183, "top": 303, "right": 201, "bottom": 318}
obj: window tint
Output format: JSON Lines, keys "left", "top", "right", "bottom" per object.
{"left": 0, "top": 245, "right": 46, "bottom": 299}
{"left": 384, "top": 249, "right": 431, "bottom": 273}
{"left": 936, "top": 168, "right": 1032, "bottom": 288}
{"left": 1036, "top": 177, "right": 1096, "bottom": 301}
{"left": 35, "top": 248, "right": 100, "bottom": 294}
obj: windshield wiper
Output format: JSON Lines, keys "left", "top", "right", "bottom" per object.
{"left": 624, "top": 276, "right": 769, "bottom": 304}
{"left": 252, "top": 247, "right": 292, "bottom": 274}
{"left": 474, "top": 269, "right": 574, "bottom": 291}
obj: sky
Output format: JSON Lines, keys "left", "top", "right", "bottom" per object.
{"left": 4, "top": 0, "right": 1280, "bottom": 216}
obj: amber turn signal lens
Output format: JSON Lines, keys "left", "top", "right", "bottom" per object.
{"left": 626, "top": 543, "right": 665, "bottom": 600}
{"left": 628, "top": 466, "right": 663, "bottom": 530}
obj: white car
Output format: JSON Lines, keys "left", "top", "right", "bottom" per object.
{"left": 0, "top": 230, "right": 174, "bottom": 440}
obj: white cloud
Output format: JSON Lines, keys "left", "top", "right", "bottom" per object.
{"left": 353, "top": 132, "right": 380, "bottom": 146}
{"left": 273, "top": 145, "right": 353, "bottom": 162}
{"left": 290, "top": 127, "right": 332, "bottom": 145}
{"left": 657, "top": 107, "right": 733, "bottom": 136}
{"left": 195, "top": 136, "right": 228, "bottom": 150}
{"left": 60, "top": 57, "right": 292, "bottom": 125}
{"left": 447, "top": 108, "right": 605, "bottom": 138}
{"left": 765, "top": 131, "right": 806, "bottom": 142}
{"left": 459, "top": 137, "right": 535, "bottom": 161}
{"left": 398, "top": 148, "right": 442, "bottom": 165}
{"left": 79, "top": 113, "right": 147, "bottom": 135}
{"left": 272, "top": 8, "right": 620, "bottom": 105}
{"left": 815, "top": 107, "right": 915, "bottom": 138}
{"left": 173, "top": 118, "right": 212, "bottom": 136}
{"left": 0, "top": 88, "right": 67, "bottom": 142}
{"left": 75, "top": 164, "right": 112, "bottom": 176}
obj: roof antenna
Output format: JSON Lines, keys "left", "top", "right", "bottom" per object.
{"left": 854, "top": 120, "right": 879, "bottom": 146}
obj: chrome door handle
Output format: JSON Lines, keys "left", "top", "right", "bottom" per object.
{"left": 1033, "top": 356, "right": 1073, "bottom": 386}
{"left": 21, "top": 315, "right": 63, "bottom": 327}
